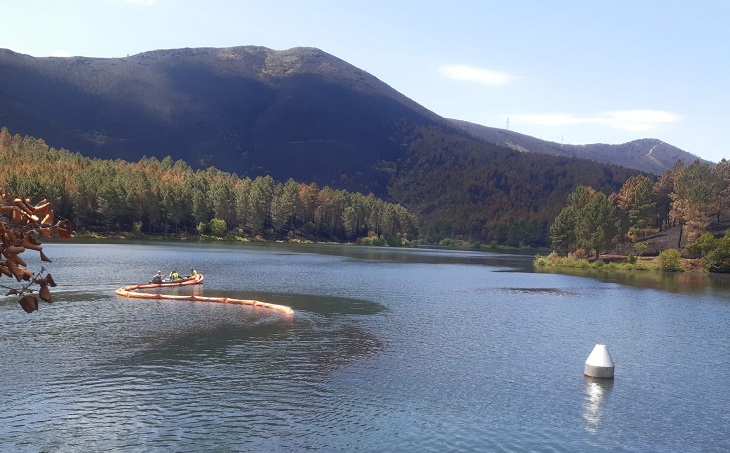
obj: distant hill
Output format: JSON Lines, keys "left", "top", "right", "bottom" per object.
{"left": 0, "top": 46, "right": 656, "bottom": 244}
{"left": 450, "top": 119, "right": 709, "bottom": 175}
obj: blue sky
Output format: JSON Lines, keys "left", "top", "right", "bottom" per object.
{"left": 2, "top": 0, "right": 728, "bottom": 163}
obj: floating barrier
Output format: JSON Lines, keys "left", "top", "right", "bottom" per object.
{"left": 584, "top": 344, "right": 615, "bottom": 379}
{"left": 114, "top": 273, "right": 294, "bottom": 315}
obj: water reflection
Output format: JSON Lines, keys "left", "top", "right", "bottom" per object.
{"left": 502, "top": 287, "right": 578, "bottom": 296}
{"left": 583, "top": 376, "right": 614, "bottom": 434}
{"left": 535, "top": 266, "right": 730, "bottom": 294}
{"left": 310, "top": 323, "right": 384, "bottom": 374}
{"left": 208, "top": 291, "right": 386, "bottom": 317}
{"left": 294, "top": 244, "right": 535, "bottom": 271}
{"left": 159, "top": 285, "right": 204, "bottom": 297}
{"left": 6, "top": 241, "right": 728, "bottom": 451}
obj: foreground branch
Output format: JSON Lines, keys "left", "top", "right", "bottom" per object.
{"left": 0, "top": 192, "right": 73, "bottom": 313}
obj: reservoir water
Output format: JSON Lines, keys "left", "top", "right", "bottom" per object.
{"left": 2, "top": 242, "right": 729, "bottom": 451}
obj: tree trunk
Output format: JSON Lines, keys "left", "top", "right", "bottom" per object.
{"left": 677, "top": 223, "right": 683, "bottom": 248}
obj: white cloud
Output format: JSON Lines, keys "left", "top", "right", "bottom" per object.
{"left": 439, "top": 65, "right": 512, "bottom": 86}
{"left": 50, "top": 49, "right": 71, "bottom": 57}
{"left": 512, "top": 110, "right": 680, "bottom": 131}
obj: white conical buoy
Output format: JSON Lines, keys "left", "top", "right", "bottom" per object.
{"left": 584, "top": 344, "right": 614, "bottom": 379}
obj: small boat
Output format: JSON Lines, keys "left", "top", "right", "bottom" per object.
{"left": 145, "top": 273, "right": 205, "bottom": 288}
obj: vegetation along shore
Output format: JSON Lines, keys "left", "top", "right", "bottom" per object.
{"left": 536, "top": 159, "right": 729, "bottom": 273}
{"left": 1, "top": 126, "right": 728, "bottom": 274}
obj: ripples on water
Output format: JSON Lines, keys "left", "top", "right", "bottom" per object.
{"left": 1, "top": 242, "right": 730, "bottom": 451}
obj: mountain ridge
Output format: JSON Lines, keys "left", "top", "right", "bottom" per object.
{"left": 450, "top": 119, "right": 710, "bottom": 175}
{"left": 0, "top": 45, "right": 706, "bottom": 244}
{"left": 0, "top": 46, "right": 704, "bottom": 180}
{"left": 0, "top": 46, "right": 452, "bottom": 196}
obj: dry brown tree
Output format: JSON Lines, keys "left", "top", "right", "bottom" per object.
{"left": 0, "top": 192, "right": 73, "bottom": 313}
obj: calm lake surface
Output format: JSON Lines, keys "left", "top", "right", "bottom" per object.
{"left": 2, "top": 241, "right": 729, "bottom": 452}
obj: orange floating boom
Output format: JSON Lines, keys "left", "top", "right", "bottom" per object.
{"left": 114, "top": 273, "right": 294, "bottom": 315}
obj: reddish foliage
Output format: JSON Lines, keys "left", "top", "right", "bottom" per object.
{"left": 1, "top": 192, "right": 73, "bottom": 313}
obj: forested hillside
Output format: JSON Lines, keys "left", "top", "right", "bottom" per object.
{"left": 0, "top": 46, "right": 444, "bottom": 197}
{"left": 0, "top": 128, "right": 418, "bottom": 244}
{"left": 0, "top": 46, "right": 691, "bottom": 247}
{"left": 547, "top": 159, "right": 730, "bottom": 271}
{"left": 389, "top": 126, "right": 642, "bottom": 245}
{"left": 1, "top": 126, "right": 651, "bottom": 247}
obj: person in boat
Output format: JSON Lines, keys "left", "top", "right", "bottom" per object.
{"left": 189, "top": 267, "right": 198, "bottom": 278}
{"left": 151, "top": 271, "right": 163, "bottom": 284}
{"left": 169, "top": 268, "right": 181, "bottom": 281}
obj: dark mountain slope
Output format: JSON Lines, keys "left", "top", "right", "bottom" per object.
{"left": 451, "top": 119, "right": 709, "bottom": 175}
{"left": 0, "top": 46, "right": 444, "bottom": 195}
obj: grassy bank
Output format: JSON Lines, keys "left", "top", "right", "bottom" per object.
{"left": 533, "top": 251, "right": 704, "bottom": 273}
{"left": 534, "top": 254, "right": 659, "bottom": 271}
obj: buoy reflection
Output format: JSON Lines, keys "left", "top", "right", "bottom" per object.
{"left": 583, "top": 376, "right": 613, "bottom": 433}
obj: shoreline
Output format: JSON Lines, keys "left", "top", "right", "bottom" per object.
{"left": 66, "top": 231, "right": 546, "bottom": 254}
{"left": 534, "top": 253, "right": 707, "bottom": 273}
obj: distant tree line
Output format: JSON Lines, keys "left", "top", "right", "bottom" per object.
{"left": 549, "top": 159, "right": 730, "bottom": 270}
{"left": 0, "top": 128, "right": 419, "bottom": 244}
{"left": 8, "top": 125, "right": 720, "bottom": 252}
